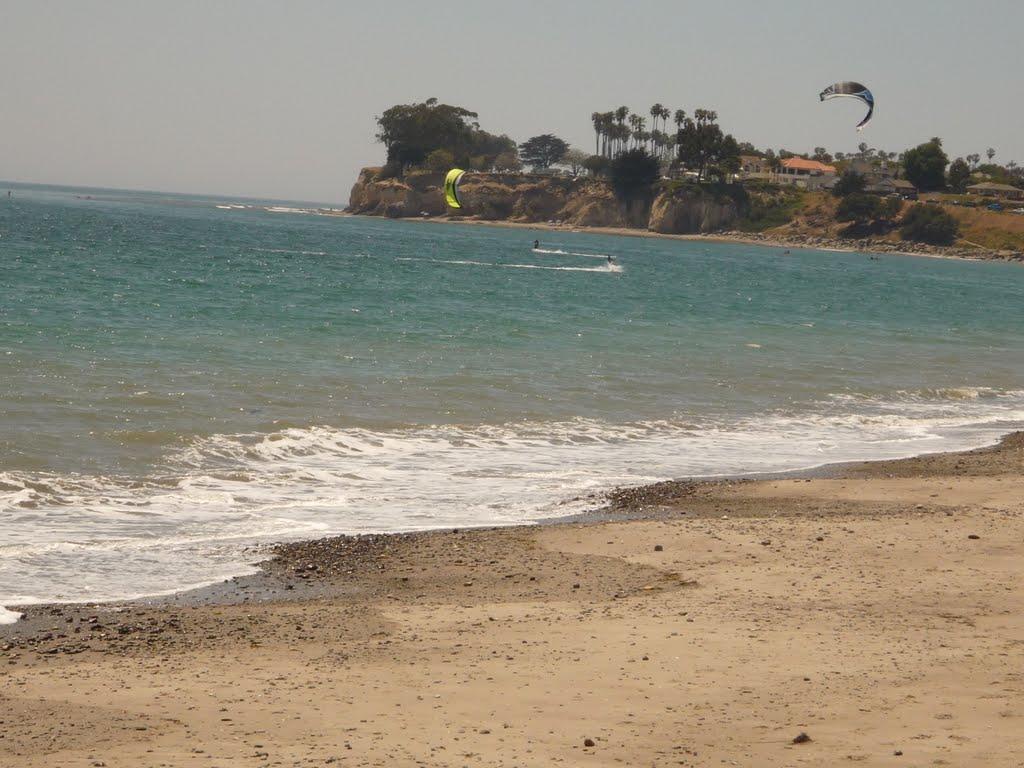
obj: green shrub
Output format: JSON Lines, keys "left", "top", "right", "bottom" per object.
{"left": 610, "top": 149, "right": 660, "bottom": 202}
{"left": 836, "top": 193, "right": 881, "bottom": 223}
{"left": 736, "top": 188, "right": 803, "bottom": 232}
{"left": 832, "top": 171, "right": 866, "bottom": 198}
{"left": 900, "top": 204, "right": 959, "bottom": 245}
{"left": 424, "top": 149, "right": 455, "bottom": 172}
{"left": 583, "top": 154, "right": 611, "bottom": 178}
{"left": 878, "top": 196, "right": 903, "bottom": 219}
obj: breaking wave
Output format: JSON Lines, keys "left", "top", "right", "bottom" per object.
{"left": 3, "top": 387, "right": 1023, "bottom": 616}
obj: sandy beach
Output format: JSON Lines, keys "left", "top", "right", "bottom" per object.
{"left": 3, "top": 434, "right": 1023, "bottom": 766}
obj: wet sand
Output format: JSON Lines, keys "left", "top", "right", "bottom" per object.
{"left": 3, "top": 434, "right": 1023, "bottom": 766}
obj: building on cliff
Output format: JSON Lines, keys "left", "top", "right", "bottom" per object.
{"left": 848, "top": 158, "right": 897, "bottom": 181}
{"left": 771, "top": 158, "right": 837, "bottom": 190}
{"left": 966, "top": 182, "right": 1024, "bottom": 201}
{"left": 866, "top": 177, "right": 918, "bottom": 200}
{"left": 738, "top": 154, "right": 771, "bottom": 182}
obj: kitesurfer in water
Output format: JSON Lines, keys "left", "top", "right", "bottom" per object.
{"left": 606, "top": 255, "right": 614, "bottom": 265}
{"left": 533, "top": 239, "right": 540, "bottom": 250}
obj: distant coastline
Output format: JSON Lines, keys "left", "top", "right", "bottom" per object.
{"left": 341, "top": 209, "right": 1024, "bottom": 265}
{"left": 344, "top": 168, "right": 1024, "bottom": 264}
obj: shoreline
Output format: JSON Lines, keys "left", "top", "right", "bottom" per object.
{"left": 2, "top": 429, "right": 1020, "bottom": 624}
{"left": 0, "top": 430, "right": 1013, "bottom": 626}
{"left": 4, "top": 432, "right": 1023, "bottom": 765}
{"left": 339, "top": 210, "right": 1024, "bottom": 264}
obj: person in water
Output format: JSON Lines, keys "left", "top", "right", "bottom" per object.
{"left": 533, "top": 239, "right": 539, "bottom": 250}
{"left": 606, "top": 255, "right": 614, "bottom": 265}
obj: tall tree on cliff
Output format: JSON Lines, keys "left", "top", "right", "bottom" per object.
{"left": 519, "top": 134, "right": 570, "bottom": 170}
{"left": 947, "top": 158, "right": 971, "bottom": 193}
{"left": 675, "top": 109, "right": 740, "bottom": 181}
{"left": 614, "top": 107, "right": 630, "bottom": 155}
{"left": 902, "top": 137, "right": 949, "bottom": 192}
{"left": 375, "top": 98, "right": 515, "bottom": 172}
{"left": 602, "top": 112, "right": 616, "bottom": 158}
{"left": 610, "top": 149, "right": 660, "bottom": 204}
{"left": 562, "top": 148, "right": 589, "bottom": 175}
{"left": 376, "top": 98, "right": 474, "bottom": 169}
{"left": 649, "top": 104, "right": 666, "bottom": 138}
{"left": 591, "top": 113, "right": 602, "bottom": 155}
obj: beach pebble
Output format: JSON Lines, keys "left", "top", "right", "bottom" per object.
{"left": 967, "top": 534, "right": 980, "bottom": 539}
{"left": 654, "top": 545, "right": 663, "bottom": 552}
{"left": 792, "top": 732, "right": 812, "bottom": 744}
{"left": 583, "top": 738, "right": 595, "bottom": 747}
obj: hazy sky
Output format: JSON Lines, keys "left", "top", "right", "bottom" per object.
{"left": 2, "top": 0, "right": 1021, "bottom": 203}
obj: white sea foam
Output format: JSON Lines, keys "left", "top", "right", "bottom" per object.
{"left": 403, "top": 257, "right": 621, "bottom": 273}
{"left": 263, "top": 206, "right": 321, "bottom": 215}
{"left": 0, "top": 606, "right": 21, "bottom": 625}
{"left": 3, "top": 388, "right": 1023, "bottom": 615}
{"left": 532, "top": 247, "right": 611, "bottom": 259}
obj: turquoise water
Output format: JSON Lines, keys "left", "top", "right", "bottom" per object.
{"left": 2, "top": 183, "right": 1024, "bottom": 617}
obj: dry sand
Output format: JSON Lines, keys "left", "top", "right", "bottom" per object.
{"left": 3, "top": 434, "right": 1023, "bottom": 767}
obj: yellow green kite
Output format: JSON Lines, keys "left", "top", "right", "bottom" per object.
{"left": 444, "top": 168, "right": 466, "bottom": 209}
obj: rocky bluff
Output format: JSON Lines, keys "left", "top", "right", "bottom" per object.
{"left": 347, "top": 168, "right": 747, "bottom": 234}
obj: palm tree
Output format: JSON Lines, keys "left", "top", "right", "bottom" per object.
{"left": 674, "top": 109, "right": 686, "bottom": 130}
{"left": 987, "top": 147, "right": 996, "bottom": 162}
{"left": 650, "top": 128, "right": 662, "bottom": 158}
{"left": 626, "top": 114, "right": 640, "bottom": 149}
{"left": 661, "top": 133, "right": 677, "bottom": 170}
{"left": 693, "top": 109, "right": 717, "bottom": 126}
{"left": 650, "top": 103, "right": 665, "bottom": 136}
{"left": 607, "top": 109, "right": 626, "bottom": 156}
{"left": 598, "top": 112, "right": 614, "bottom": 158}
{"left": 615, "top": 106, "right": 629, "bottom": 129}
{"left": 616, "top": 124, "right": 631, "bottom": 156}
{"left": 591, "top": 112, "right": 602, "bottom": 156}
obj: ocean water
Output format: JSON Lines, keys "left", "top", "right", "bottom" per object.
{"left": 2, "top": 183, "right": 1024, "bottom": 619}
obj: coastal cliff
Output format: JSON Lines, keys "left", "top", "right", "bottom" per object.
{"left": 347, "top": 168, "right": 744, "bottom": 234}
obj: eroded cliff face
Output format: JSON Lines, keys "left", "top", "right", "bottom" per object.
{"left": 347, "top": 169, "right": 745, "bottom": 234}
{"left": 647, "top": 189, "right": 742, "bottom": 234}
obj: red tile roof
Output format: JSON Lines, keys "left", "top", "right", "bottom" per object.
{"left": 780, "top": 157, "right": 836, "bottom": 173}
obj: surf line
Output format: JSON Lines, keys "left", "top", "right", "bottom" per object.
{"left": 532, "top": 247, "right": 611, "bottom": 259}
{"left": 397, "top": 257, "right": 621, "bottom": 273}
